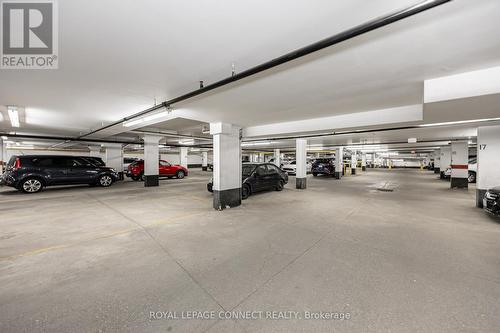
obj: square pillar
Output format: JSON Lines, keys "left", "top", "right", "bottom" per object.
{"left": 180, "top": 147, "right": 189, "bottom": 169}
{"left": 450, "top": 141, "right": 468, "bottom": 189}
{"left": 334, "top": 147, "right": 343, "bottom": 179}
{"left": 440, "top": 146, "right": 451, "bottom": 180}
{"left": 202, "top": 151, "right": 208, "bottom": 171}
{"left": 273, "top": 149, "right": 281, "bottom": 167}
{"left": 434, "top": 149, "right": 441, "bottom": 174}
{"left": 361, "top": 153, "right": 367, "bottom": 171}
{"left": 143, "top": 135, "right": 162, "bottom": 187}
{"left": 210, "top": 123, "right": 242, "bottom": 210}
{"left": 351, "top": 150, "right": 358, "bottom": 175}
{"left": 476, "top": 125, "right": 500, "bottom": 208}
{"left": 105, "top": 144, "right": 124, "bottom": 180}
{"left": 296, "top": 139, "right": 307, "bottom": 189}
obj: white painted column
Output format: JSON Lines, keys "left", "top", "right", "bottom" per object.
{"left": 273, "top": 149, "right": 281, "bottom": 167}
{"left": 202, "top": 151, "right": 208, "bottom": 171}
{"left": 105, "top": 144, "right": 124, "bottom": 180}
{"left": 210, "top": 123, "right": 242, "bottom": 210}
{"left": 440, "top": 146, "right": 451, "bottom": 180}
{"left": 143, "top": 135, "right": 162, "bottom": 187}
{"left": 180, "top": 147, "right": 189, "bottom": 169}
{"left": 351, "top": 150, "right": 358, "bottom": 175}
{"left": 476, "top": 125, "right": 500, "bottom": 208}
{"left": 361, "top": 153, "right": 367, "bottom": 171}
{"left": 434, "top": 149, "right": 441, "bottom": 174}
{"left": 450, "top": 141, "right": 468, "bottom": 189}
{"left": 334, "top": 147, "right": 343, "bottom": 179}
{"left": 259, "top": 152, "right": 265, "bottom": 163}
{"left": 295, "top": 139, "right": 307, "bottom": 189}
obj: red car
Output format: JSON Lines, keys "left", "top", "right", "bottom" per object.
{"left": 126, "top": 160, "right": 188, "bottom": 181}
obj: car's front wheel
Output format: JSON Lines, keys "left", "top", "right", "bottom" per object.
{"left": 176, "top": 170, "right": 185, "bottom": 179}
{"left": 242, "top": 185, "right": 251, "bottom": 200}
{"left": 276, "top": 180, "right": 284, "bottom": 191}
{"left": 468, "top": 171, "right": 476, "bottom": 183}
{"left": 312, "top": 173, "right": 318, "bottom": 177}
{"left": 98, "top": 174, "right": 114, "bottom": 187}
{"left": 131, "top": 175, "right": 140, "bottom": 181}
{"left": 20, "top": 177, "right": 44, "bottom": 193}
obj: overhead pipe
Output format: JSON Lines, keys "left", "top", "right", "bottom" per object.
{"left": 77, "top": 0, "right": 451, "bottom": 139}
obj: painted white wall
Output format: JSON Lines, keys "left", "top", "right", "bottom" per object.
{"left": 477, "top": 125, "right": 500, "bottom": 191}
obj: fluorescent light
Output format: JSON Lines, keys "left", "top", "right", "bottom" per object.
{"left": 419, "top": 117, "right": 500, "bottom": 127}
{"left": 179, "top": 139, "right": 195, "bottom": 145}
{"left": 1, "top": 136, "right": 7, "bottom": 140}
{"left": 123, "top": 109, "right": 172, "bottom": 127}
{"left": 8, "top": 106, "right": 20, "bottom": 127}
{"left": 241, "top": 141, "right": 271, "bottom": 147}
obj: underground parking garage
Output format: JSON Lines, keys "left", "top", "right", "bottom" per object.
{"left": 1, "top": 1, "right": 500, "bottom": 332}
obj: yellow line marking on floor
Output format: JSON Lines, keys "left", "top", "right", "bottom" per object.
{"left": 0, "top": 211, "right": 206, "bottom": 262}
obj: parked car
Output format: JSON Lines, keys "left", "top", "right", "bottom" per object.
{"left": 126, "top": 160, "right": 188, "bottom": 181}
{"left": 443, "top": 158, "right": 477, "bottom": 183}
{"left": 123, "top": 157, "right": 139, "bottom": 172}
{"left": 281, "top": 160, "right": 312, "bottom": 175}
{"left": 207, "top": 163, "right": 288, "bottom": 199}
{"left": 483, "top": 187, "right": 500, "bottom": 216}
{"left": 311, "top": 158, "right": 336, "bottom": 176}
{"left": 0, "top": 155, "right": 119, "bottom": 193}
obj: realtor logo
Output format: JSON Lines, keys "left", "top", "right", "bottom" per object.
{"left": 1, "top": 0, "right": 58, "bottom": 69}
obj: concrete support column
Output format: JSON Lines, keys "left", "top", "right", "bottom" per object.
{"left": 143, "top": 135, "right": 162, "bottom": 187}
{"left": 440, "top": 146, "right": 451, "bottom": 180}
{"left": 450, "top": 141, "right": 469, "bottom": 189}
{"left": 334, "top": 147, "right": 343, "bottom": 179}
{"left": 295, "top": 139, "right": 307, "bottom": 189}
{"left": 434, "top": 149, "right": 441, "bottom": 174}
{"left": 259, "top": 153, "right": 265, "bottom": 163}
{"left": 361, "top": 153, "right": 367, "bottom": 171}
{"left": 105, "top": 144, "right": 124, "bottom": 180}
{"left": 180, "top": 147, "right": 189, "bottom": 169}
{"left": 202, "top": 151, "right": 208, "bottom": 171}
{"left": 210, "top": 123, "right": 242, "bottom": 210}
{"left": 351, "top": 150, "right": 358, "bottom": 175}
{"left": 476, "top": 125, "right": 500, "bottom": 207}
{"left": 273, "top": 149, "right": 281, "bottom": 167}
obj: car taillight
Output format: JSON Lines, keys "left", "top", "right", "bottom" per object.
{"left": 13, "top": 157, "right": 21, "bottom": 170}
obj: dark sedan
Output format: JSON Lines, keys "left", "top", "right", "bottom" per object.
{"left": 207, "top": 163, "right": 288, "bottom": 199}
{"left": 312, "top": 158, "right": 336, "bottom": 177}
{"left": 483, "top": 187, "right": 500, "bottom": 216}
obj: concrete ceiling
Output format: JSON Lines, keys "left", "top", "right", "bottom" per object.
{"left": 1, "top": 0, "right": 500, "bottom": 138}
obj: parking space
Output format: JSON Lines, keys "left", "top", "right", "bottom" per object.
{"left": 1, "top": 169, "right": 499, "bottom": 332}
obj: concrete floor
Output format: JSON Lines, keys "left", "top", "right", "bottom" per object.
{"left": 1, "top": 169, "right": 499, "bottom": 332}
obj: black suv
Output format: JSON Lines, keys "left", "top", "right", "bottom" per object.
{"left": 207, "top": 163, "right": 288, "bottom": 199}
{"left": 483, "top": 187, "right": 500, "bottom": 216}
{"left": 312, "top": 158, "right": 336, "bottom": 177}
{"left": 0, "top": 155, "right": 119, "bottom": 193}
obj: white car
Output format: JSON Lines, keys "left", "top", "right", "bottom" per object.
{"left": 282, "top": 161, "right": 312, "bottom": 175}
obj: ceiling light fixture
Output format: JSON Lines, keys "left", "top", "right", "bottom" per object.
{"left": 7, "top": 106, "right": 20, "bottom": 128}
{"left": 1, "top": 136, "right": 7, "bottom": 140}
{"left": 419, "top": 117, "right": 500, "bottom": 128}
{"left": 123, "top": 110, "right": 172, "bottom": 127}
